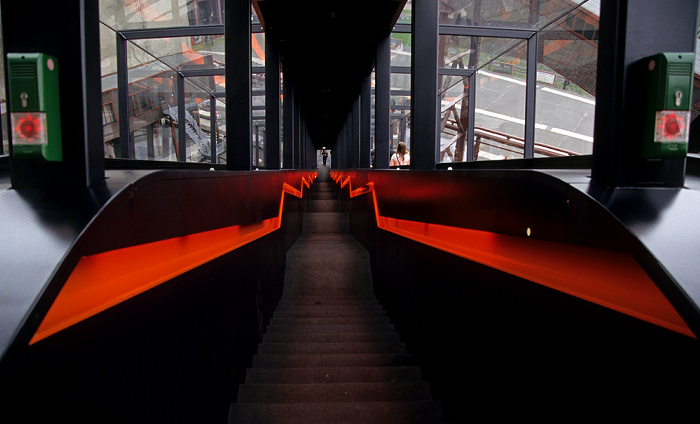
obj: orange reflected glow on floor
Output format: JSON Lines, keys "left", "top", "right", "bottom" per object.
{"left": 331, "top": 172, "right": 694, "bottom": 339}
{"left": 30, "top": 173, "right": 316, "bottom": 345}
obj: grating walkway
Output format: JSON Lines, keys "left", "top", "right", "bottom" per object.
{"left": 228, "top": 166, "right": 445, "bottom": 424}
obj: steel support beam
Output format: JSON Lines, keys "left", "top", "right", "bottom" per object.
{"left": 360, "top": 73, "right": 372, "bottom": 169}
{"left": 282, "top": 72, "right": 294, "bottom": 169}
{"left": 466, "top": 72, "right": 476, "bottom": 161}
{"left": 411, "top": 0, "right": 439, "bottom": 170}
{"left": 177, "top": 73, "right": 186, "bottom": 162}
{"left": 350, "top": 95, "right": 361, "bottom": 168}
{"left": 117, "top": 34, "right": 129, "bottom": 159}
{"left": 265, "top": 36, "right": 281, "bottom": 169}
{"left": 375, "top": 35, "right": 392, "bottom": 169}
{"left": 524, "top": 35, "right": 538, "bottom": 159}
{"left": 225, "top": 0, "right": 252, "bottom": 170}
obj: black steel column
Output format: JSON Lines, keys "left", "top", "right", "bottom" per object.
{"left": 225, "top": 0, "right": 252, "bottom": 170}
{"left": 591, "top": 0, "right": 698, "bottom": 188}
{"left": 524, "top": 35, "right": 537, "bottom": 159}
{"left": 282, "top": 72, "right": 294, "bottom": 169}
{"left": 466, "top": 72, "right": 476, "bottom": 161}
{"left": 360, "top": 73, "right": 372, "bottom": 168}
{"left": 210, "top": 94, "right": 217, "bottom": 163}
{"left": 177, "top": 73, "right": 186, "bottom": 162}
{"left": 375, "top": 35, "right": 391, "bottom": 169}
{"left": 116, "top": 33, "right": 129, "bottom": 159}
{"left": 265, "top": 36, "right": 281, "bottom": 169}
{"left": 293, "top": 101, "right": 301, "bottom": 169}
{"left": 2, "top": 0, "right": 105, "bottom": 189}
{"left": 350, "top": 96, "right": 361, "bottom": 168}
{"left": 411, "top": 0, "right": 439, "bottom": 170}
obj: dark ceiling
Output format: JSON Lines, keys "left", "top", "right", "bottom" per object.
{"left": 253, "top": 0, "right": 407, "bottom": 149}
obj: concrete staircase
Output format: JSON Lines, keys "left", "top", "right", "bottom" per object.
{"left": 228, "top": 166, "right": 445, "bottom": 423}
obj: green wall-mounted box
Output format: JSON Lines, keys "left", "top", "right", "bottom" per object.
{"left": 7, "top": 53, "right": 62, "bottom": 161}
{"left": 640, "top": 52, "right": 694, "bottom": 159}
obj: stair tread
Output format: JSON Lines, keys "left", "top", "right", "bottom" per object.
{"left": 262, "top": 332, "right": 401, "bottom": 344}
{"left": 265, "top": 324, "right": 395, "bottom": 334}
{"left": 269, "top": 316, "right": 392, "bottom": 326}
{"left": 243, "top": 366, "right": 423, "bottom": 384}
{"left": 228, "top": 401, "right": 445, "bottom": 424}
{"left": 257, "top": 341, "right": 407, "bottom": 355}
{"left": 252, "top": 353, "right": 415, "bottom": 368}
{"left": 237, "top": 381, "right": 433, "bottom": 403}
{"left": 273, "top": 309, "right": 386, "bottom": 319}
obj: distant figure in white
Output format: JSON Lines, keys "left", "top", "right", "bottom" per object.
{"left": 390, "top": 142, "right": 410, "bottom": 166}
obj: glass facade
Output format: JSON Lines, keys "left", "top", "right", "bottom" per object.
{"left": 437, "top": 0, "right": 600, "bottom": 164}
{"left": 0, "top": 0, "right": 696, "bottom": 169}
{"left": 97, "top": 0, "right": 230, "bottom": 164}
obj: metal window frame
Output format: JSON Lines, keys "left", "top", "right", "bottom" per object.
{"left": 436, "top": 24, "right": 538, "bottom": 162}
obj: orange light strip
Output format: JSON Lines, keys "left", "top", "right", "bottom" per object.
{"left": 331, "top": 172, "right": 694, "bottom": 338}
{"left": 30, "top": 173, "right": 317, "bottom": 345}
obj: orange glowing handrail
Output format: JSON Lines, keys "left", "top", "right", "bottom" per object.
{"left": 30, "top": 172, "right": 317, "bottom": 345}
{"left": 331, "top": 172, "right": 694, "bottom": 339}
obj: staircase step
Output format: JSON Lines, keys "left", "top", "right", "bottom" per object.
{"left": 309, "top": 199, "right": 340, "bottom": 212}
{"left": 278, "top": 295, "right": 379, "bottom": 303}
{"left": 256, "top": 341, "right": 407, "bottom": 355}
{"left": 311, "top": 191, "right": 336, "bottom": 200}
{"left": 262, "top": 332, "right": 401, "bottom": 344}
{"left": 252, "top": 353, "right": 415, "bottom": 368}
{"left": 268, "top": 316, "right": 392, "bottom": 327}
{"left": 228, "top": 401, "right": 445, "bottom": 424}
{"left": 273, "top": 309, "right": 387, "bottom": 319}
{"left": 243, "top": 366, "right": 423, "bottom": 384}
{"left": 303, "top": 212, "right": 349, "bottom": 233}
{"left": 237, "top": 381, "right": 433, "bottom": 403}
{"left": 265, "top": 324, "right": 395, "bottom": 334}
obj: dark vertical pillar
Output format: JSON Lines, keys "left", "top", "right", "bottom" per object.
{"left": 375, "top": 35, "right": 391, "bottom": 169}
{"left": 210, "top": 94, "right": 217, "bottom": 163}
{"left": 411, "top": 0, "right": 439, "bottom": 170}
{"left": 117, "top": 34, "right": 129, "bottom": 159}
{"left": 305, "top": 126, "right": 316, "bottom": 169}
{"left": 282, "top": 72, "right": 294, "bottom": 169}
{"left": 524, "top": 35, "right": 537, "bottom": 158}
{"left": 293, "top": 102, "right": 301, "bottom": 169}
{"left": 350, "top": 96, "right": 361, "bottom": 168}
{"left": 466, "top": 72, "right": 476, "bottom": 161}
{"left": 591, "top": 0, "right": 698, "bottom": 188}
{"left": 265, "top": 36, "right": 280, "bottom": 169}
{"left": 177, "top": 73, "right": 186, "bottom": 161}
{"left": 360, "top": 73, "right": 371, "bottom": 168}
{"left": 225, "top": 0, "right": 252, "bottom": 170}
{"left": 336, "top": 120, "right": 347, "bottom": 169}
{"left": 2, "top": 0, "right": 105, "bottom": 189}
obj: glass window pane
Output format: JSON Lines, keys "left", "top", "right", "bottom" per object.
{"left": 535, "top": 1, "right": 598, "bottom": 157}
{"left": 391, "top": 72, "right": 411, "bottom": 153}
{"left": 123, "top": 56, "right": 177, "bottom": 160}
{"left": 439, "top": 0, "right": 588, "bottom": 30}
{"left": 474, "top": 40, "right": 527, "bottom": 161}
{"left": 0, "top": 6, "right": 6, "bottom": 156}
{"left": 397, "top": 0, "right": 412, "bottom": 24}
{"left": 129, "top": 36, "right": 224, "bottom": 70}
{"left": 252, "top": 33, "right": 265, "bottom": 67}
{"left": 391, "top": 33, "right": 411, "bottom": 67}
{"left": 100, "top": 0, "right": 225, "bottom": 31}
{"left": 439, "top": 75, "right": 470, "bottom": 162}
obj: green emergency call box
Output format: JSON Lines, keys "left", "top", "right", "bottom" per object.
{"left": 640, "top": 52, "right": 694, "bottom": 159}
{"left": 7, "top": 53, "right": 62, "bottom": 161}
